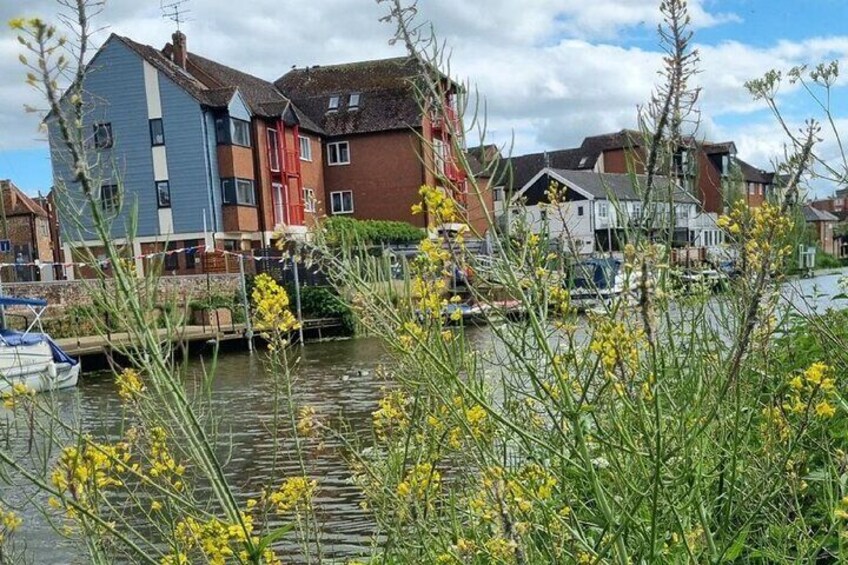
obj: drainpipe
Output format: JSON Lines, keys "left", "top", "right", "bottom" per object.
{"left": 251, "top": 119, "right": 268, "bottom": 244}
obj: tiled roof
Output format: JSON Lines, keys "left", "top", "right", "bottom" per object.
{"left": 0, "top": 180, "right": 48, "bottom": 218}
{"left": 275, "top": 56, "right": 424, "bottom": 136}
{"left": 115, "top": 35, "right": 235, "bottom": 108}
{"left": 520, "top": 169, "right": 698, "bottom": 206}
{"left": 704, "top": 141, "right": 737, "bottom": 155}
{"left": 803, "top": 204, "right": 839, "bottom": 222}
{"left": 736, "top": 158, "right": 774, "bottom": 184}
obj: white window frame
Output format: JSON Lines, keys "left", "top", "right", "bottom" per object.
{"left": 327, "top": 141, "right": 351, "bottom": 166}
{"left": 493, "top": 186, "right": 505, "bottom": 202}
{"left": 272, "top": 182, "right": 285, "bottom": 224}
{"left": 299, "top": 136, "right": 312, "bottom": 162}
{"left": 349, "top": 93, "right": 361, "bottom": 108}
{"left": 267, "top": 128, "right": 280, "bottom": 172}
{"left": 598, "top": 201, "right": 609, "bottom": 219}
{"left": 303, "top": 187, "right": 316, "bottom": 213}
{"left": 330, "top": 190, "right": 354, "bottom": 214}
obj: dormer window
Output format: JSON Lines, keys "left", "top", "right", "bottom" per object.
{"left": 349, "top": 93, "right": 361, "bottom": 109}
{"left": 328, "top": 96, "right": 340, "bottom": 111}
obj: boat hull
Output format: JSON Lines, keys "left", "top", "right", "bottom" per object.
{"left": 0, "top": 362, "right": 80, "bottom": 394}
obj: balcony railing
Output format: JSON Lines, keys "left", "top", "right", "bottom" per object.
{"left": 430, "top": 104, "right": 461, "bottom": 133}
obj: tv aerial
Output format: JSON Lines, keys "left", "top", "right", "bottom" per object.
{"left": 161, "top": 0, "right": 192, "bottom": 31}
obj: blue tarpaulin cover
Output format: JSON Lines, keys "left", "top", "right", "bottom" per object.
{"left": 0, "top": 329, "right": 79, "bottom": 366}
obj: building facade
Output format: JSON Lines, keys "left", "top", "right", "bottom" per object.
{"left": 0, "top": 180, "right": 54, "bottom": 281}
{"left": 276, "top": 57, "right": 493, "bottom": 235}
{"left": 48, "top": 33, "right": 323, "bottom": 278}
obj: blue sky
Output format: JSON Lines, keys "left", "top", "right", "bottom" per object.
{"left": 1, "top": 0, "right": 847, "bottom": 196}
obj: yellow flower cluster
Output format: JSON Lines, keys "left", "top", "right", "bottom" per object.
{"left": 373, "top": 389, "right": 409, "bottom": 441}
{"left": 426, "top": 396, "right": 492, "bottom": 449}
{"left": 835, "top": 496, "right": 848, "bottom": 521}
{"left": 147, "top": 427, "right": 186, "bottom": 490}
{"left": 396, "top": 462, "right": 441, "bottom": 501}
{"left": 166, "top": 512, "right": 255, "bottom": 565}
{"left": 269, "top": 476, "right": 317, "bottom": 514}
{"left": 51, "top": 439, "right": 131, "bottom": 515}
{"left": 484, "top": 536, "right": 519, "bottom": 562}
{"left": 0, "top": 505, "right": 21, "bottom": 543}
{"left": 296, "top": 405, "right": 318, "bottom": 437}
{"left": 115, "top": 368, "right": 145, "bottom": 403}
{"left": 251, "top": 273, "right": 300, "bottom": 333}
{"left": 717, "top": 201, "right": 794, "bottom": 271}
{"left": 412, "top": 185, "right": 460, "bottom": 225}
{"left": 785, "top": 362, "right": 837, "bottom": 420}
{"left": 505, "top": 464, "right": 557, "bottom": 513}
{"left": 2, "top": 382, "right": 34, "bottom": 409}
{"left": 589, "top": 316, "right": 644, "bottom": 378}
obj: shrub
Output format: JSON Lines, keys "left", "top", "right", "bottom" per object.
{"left": 323, "top": 217, "right": 426, "bottom": 247}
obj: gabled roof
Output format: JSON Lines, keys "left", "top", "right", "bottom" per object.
{"left": 0, "top": 180, "right": 48, "bottom": 218}
{"left": 114, "top": 35, "right": 236, "bottom": 108}
{"left": 515, "top": 168, "right": 698, "bottom": 206}
{"left": 803, "top": 204, "right": 839, "bottom": 222}
{"left": 275, "top": 56, "right": 425, "bottom": 136}
{"left": 736, "top": 158, "right": 774, "bottom": 184}
{"left": 160, "top": 46, "right": 322, "bottom": 133}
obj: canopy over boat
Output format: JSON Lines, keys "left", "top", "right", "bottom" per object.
{"left": 0, "top": 296, "right": 47, "bottom": 308}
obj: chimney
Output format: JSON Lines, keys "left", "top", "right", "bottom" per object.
{"left": 172, "top": 31, "right": 187, "bottom": 69}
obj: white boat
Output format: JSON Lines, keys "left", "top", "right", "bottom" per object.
{"left": 565, "top": 258, "right": 636, "bottom": 311}
{"left": 0, "top": 296, "right": 80, "bottom": 394}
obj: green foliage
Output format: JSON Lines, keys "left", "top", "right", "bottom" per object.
{"left": 323, "top": 217, "right": 426, "bottom": 246}
{"left": 286, "top": 284, "right": 356, "bottom": 335}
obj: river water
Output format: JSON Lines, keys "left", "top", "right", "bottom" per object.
{"left": 3, "top": 269, "right": 846, "bottom": 563}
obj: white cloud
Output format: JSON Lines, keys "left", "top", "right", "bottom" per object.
{"left": 1, "top": 0, "right": 846, "bottom": 194}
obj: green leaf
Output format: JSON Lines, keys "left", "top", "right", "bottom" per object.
{"left": 256, "top": 522, "right": 295, "bottom": 553}
{"left": 724, "top": 524, "right": 750, "bottom": 560}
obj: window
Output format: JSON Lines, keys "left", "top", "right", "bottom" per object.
{"left": 493, "top": 186, "right": 505, "bottom": 202}
{"left": 267, "top": 128, "right": 280, "bottom": 172}
{"left": 598, "top": 201, "right": 609, "bottom": 218}
{"left": 303, "top": 188, "right": 316, "bottom": 213}
{"left": 577, "top": 206, "right": 584, "bottom": 217}
{"left": 349, "top": 93, "right": 361, "bottom": 109}
{"left": 721, "top": 154, "right": 731, "bottom": 176}
{"left": 330, "top": 190, "right": 354, "bottom": 214}
{"left": 93, "top": 123, "right": 113, "bottom": 149}
{"left": 231, "top": 119, "right": 251, "bottom": 147}
{"left": 156, "top": 180, "right": 171, "bottom": 208}
{"left": 272, "top": 183, "right": 285, "bottom": 224}
{"left": 632, "top": 203, "right": 642, "bottom": 220}
{"left": 747, "top": 182, "right": 755, "bottom": 195}
{"left": 100, "top": 183, "right": 119, "bottom": 213}
{"left": 215, "top": 118, "right": 229, "bottom": 144}
{"left": 221, "top": 178, "right": 256, "bottom": 206}
{"left": 149, "top": 119, "right": 165, "bottom": 146}
{"left": 299, "top": 136, "right": 312, "bottom": 161}
{"left": 215, "top": 117, "right": 251, "bottom": 147}
{"left": 328, "top": 96, "right": 340, "bottom": 111}
{"left": 327, "top": 141, "right": 350, "bottom": 165}
{"left": 539, "top": 209, "right": 548, "bottom": 223}
{"left": 578, "top": 156, "right": 589, "bottom": 168}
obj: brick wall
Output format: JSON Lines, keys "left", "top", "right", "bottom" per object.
{"left": 323, "top": 130, "right": 427, "bottom": 227}
{"left": 1, "top": 274, "right": 242, "bottom": 314}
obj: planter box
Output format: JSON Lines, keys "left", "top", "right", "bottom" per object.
{"left": 192, "top": 307, "right": 232, "bottom": 328}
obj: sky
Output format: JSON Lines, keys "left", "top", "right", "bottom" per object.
{"left": 1, "top": 0, "right": 847, "bottom": 197}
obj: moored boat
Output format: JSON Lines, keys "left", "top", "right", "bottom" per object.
{"left": 0, "top": 296, "right": 80, "bottom": 394}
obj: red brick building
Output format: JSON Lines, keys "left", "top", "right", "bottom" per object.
{"left": 276, "top": 57, "right": 493, "bottom": 235}
{"left": 0, "top": 180, "right": 54, "bottom": 281}
{"left": 500, "top": 130, "right": 762, "bottom": 216}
